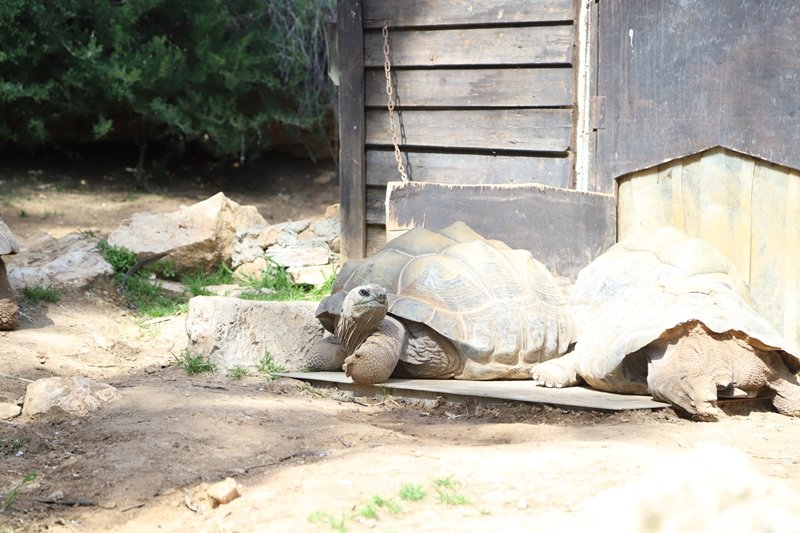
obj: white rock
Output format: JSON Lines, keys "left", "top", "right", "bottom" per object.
{"left": 265, "top": 247, "right": 330, "bottom": 268}
{"left": 0, "top": 402, "right": 21, "bottom": 419}
{"left": 7, "top": 233, "right": 113, "bottom": 289}
{"left": 233, "top": 257, "right": 268, "bottom": 282}
{"left": 22, "top": 376, "right": 121, "bottom": 417}
{"left": 288, "top": 264, "right": 336, "bottom": 286}
{"left": 206, "top": 477, "right": 241, "bottom": 507}
{"left": 185, "top": 296, "right": 324, "bottom": 372}
{"left": 107, "top": 192, "right": 266, "bottom": 272}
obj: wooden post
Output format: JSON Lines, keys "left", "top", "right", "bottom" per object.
{"left": 337, "top": 0, "right": 366, "bottom": 259}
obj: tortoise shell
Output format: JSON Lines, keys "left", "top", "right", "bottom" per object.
{"left": 318, "top": 222, "right": 574, "bottom": 379}
{"left": 569, "top": 226, "right": 800, "bottom": 392}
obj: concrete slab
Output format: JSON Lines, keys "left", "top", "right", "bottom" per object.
{"left": 280, "top": 372, "right": 669, "bottom": 411}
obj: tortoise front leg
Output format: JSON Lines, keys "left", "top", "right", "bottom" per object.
{"left": 305, "top": 336, "right": 348, "bottom": 371}
{"left": 344, "top": 316, "right": 407, "bottom": 384}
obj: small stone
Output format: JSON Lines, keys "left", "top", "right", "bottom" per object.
{"left": 330, "top": 236, "right": 341, "bottom": 254}
{"left": 287, "top": 264, "right": 336, "bottom": 286}
{"left": 517, "top": 498, "right": 529, "bottom": 510}
{"left": 324, "top": 203, "right": 340, "bottom": 219}
{"left": 0, "top": 402, "right": 21, "bottom": 420}
{"left": 233, "top": 257, "right": 268, "bottom": 282}
{"left": 206, "top": 477, "right": 240, "bottom": 507}
{"left": 92, "top": 333, "right": 115, "bottom": 351}
{"left": 22, "top": 376, "right": 121, "bottom": 418}
{"left": 266, "top": 247, "right": 329, "bottom": 268}
{"left": 255, "top": 226, "right": 282, "bottom": 249}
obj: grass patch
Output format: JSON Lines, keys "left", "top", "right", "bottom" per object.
{"left": 238, "top": 259, "right": 334, "bottom": 302}
{"left": 174, "top": 350, "right": 214, "bottom": 375}
{"left": 257, "top": 352, "right": 286, "bottom": 381}
{"left": 398, "top": 483, "right": 426, "bottom": 502}
{"left": 22, "top": 285, "right": 59, "bottom": 305}
{"left": 2, "top": 471, "right": 37, "bottom": 513}
{"left": 183, "top": 264, "right": 235, "bottom": 296}
{"left": 307, "top": 511, "right": 347, "bottom": 532}
{"left": 97, "top": 241, "right": 334, "bottom": 318}
{"left": 121, "top": 276, "right": 187, "bottom": 318}
{"left": 228, "top": 366, "right": 249, "bottom": 380}
{"left": 372, "top": 494, "right": 402, "bottom": 515}
{"left": 307, "top": 477, "right": 470, "bottom": 531}
{"left": 433, "top": 476, "right": 469, "bottom": 506}
{"left": 96, "top": 239, "right": 138, "bottom": 274}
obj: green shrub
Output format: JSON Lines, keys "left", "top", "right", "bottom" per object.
{"left": 0, "top": 0, "right": 335, "bottom": 162}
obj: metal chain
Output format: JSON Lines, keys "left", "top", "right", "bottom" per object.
{"left": 382, "top": 21, "right": 409, "bottom": 182}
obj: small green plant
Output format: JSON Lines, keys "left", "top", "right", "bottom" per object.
{"left": 308, "top": 511, "right": 347, "bottom": 532}
{"left": 398, "top": 483, "right": 427, "bottom": 502}
{"left": 18, "top": 209, "right": 28, "bottom": 218}
{"left": 149, "top": 260, "right": 178, "bottom": 280}
{"left": 22, "top": 285, "right": 59, "bottom": 304}
{"left": 183, "top": 264, "right": 235, "bottom": 296}
{"left": 433, "top": 476, "right": 468, "bottom": 506}
{"left": 372, "top": 494, "right": 402, "bottom": 515}
{"left": 3, "top": 436, "right": 29, "bottom": 457}
{"left": 355, "top": 503, "right": 378, "bottom": 520}
{"left": 121, "top": 276, "right": 187, "bottom": 318}
{"left": 238, "top": 259, "right": 336, "bottom": 302}
{"left": 257, "top": 352, "right": 286, "bottom": 380}
{"left": 174, "top": 350, "right": 214, "bottom": 375}
{"left": 2, "top": 471, "right": 37, "bottom": 513}
{"left": 228, "top": 366, "right": 249, "bottom": 380}
{"left": 96, "top": 240, "right": 138, "bottom": 274}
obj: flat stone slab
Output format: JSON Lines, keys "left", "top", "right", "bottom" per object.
{"left": 281, "top": 372, "right": 669, "bottom": 411}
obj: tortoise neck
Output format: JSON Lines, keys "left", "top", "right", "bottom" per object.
{"left": 336, "top": 305, "right": 387, "bottom": 355}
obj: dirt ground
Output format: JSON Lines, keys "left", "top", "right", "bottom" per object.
{"left": 2, "top": 154, "right": 800, "bottom": 532}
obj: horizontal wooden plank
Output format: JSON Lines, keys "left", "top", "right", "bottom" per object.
{"left": 365, "top": 26, "right": 574, "bottom": 67}
{"left": 363, "top": 0, "right": 575, "bottom": 28}
{"left": 367, "top": 151, "right": 572, "bottom": 188}
{"left": 366, "top": 67, "right": 573, "bottom": 107}
{"left": 385, "top": 182, "right": 616, "bottom": 280}
{"left": 281, "top": 372, "right": 669, "bottom": 411}
{"left": 366, "top": 108, "right": 573, "bottom": 152}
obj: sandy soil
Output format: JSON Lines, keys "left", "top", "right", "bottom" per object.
{"left": 2, "top": 155, "right": 800, "bottom": 532}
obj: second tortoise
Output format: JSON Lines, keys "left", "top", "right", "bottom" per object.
{"left": 532, "top": 227, "right": 800, "bottom": 420}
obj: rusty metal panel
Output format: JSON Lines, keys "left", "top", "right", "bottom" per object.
{"left": 596, "top": 0, "right": 800, "bottom": 190}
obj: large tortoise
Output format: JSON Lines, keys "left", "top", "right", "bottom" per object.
{"left": 0, "top": 215, "right": 19, "bottom": 330}
{"left": 531, "top": 226, "right": 800, "bottom": 420}
{"left": 308, "top": 222, "right": 574, "bottom": 383}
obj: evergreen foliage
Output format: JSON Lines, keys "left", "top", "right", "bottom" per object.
{"left": 0, "top": 0, "right": 335, "bottom": 161}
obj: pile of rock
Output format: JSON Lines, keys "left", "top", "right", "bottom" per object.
{"left": 231, "top": 204, "right": 341, "bottom": 286}
{"left": 106, "top": 192, "right": 341, "bottom": 287}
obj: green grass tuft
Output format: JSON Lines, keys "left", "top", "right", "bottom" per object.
{"left": 22, "top": 285, "right": 59, "bottom": 304}
{"left": 174, "top": 350, "right": 214, "bottom": 375}
{"left": 433, "top": 476, "right": 469, "bottom": 506}
{"left": 2, "top": 471, "right": 37, "bottom": 513}
{"left": 257, "top": 352, "right": 286, "bottom": 381}
{"left": 398, "top": 483, "right": 427, "bottom": 502}
{"left": 228, "top": 366, "right": 249, "bottom": 380}
{"left": 96, "top": 239, "right": 138, "bottom": 274}
{"left": 183, "top": 263, "right": 235, "bottom": 296}
{"left": 121, "top": 276, "right": 187, "bottom": 318}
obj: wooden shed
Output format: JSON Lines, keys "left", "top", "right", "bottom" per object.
{"left": 334, "top": 0, "right": 800, "bottom": 348}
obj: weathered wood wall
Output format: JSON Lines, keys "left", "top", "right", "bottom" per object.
{"left": 618, "top": 147, "right": 800, "bottom": 351}
{"left": 338, "top": 0, "right": 579, "bottom": 257}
